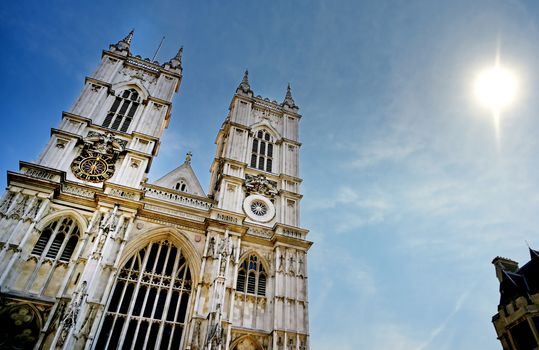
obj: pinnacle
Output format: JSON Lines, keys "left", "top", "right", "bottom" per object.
{"left": 237, "top": 69, "right": 252, "bottom": 94}
{"left": 282, "top": 82, "right": 297, "bottom": 109}
{"left": 167, "top": 46, "right": 183, "bottom": 70}
{"left": 122, "top": 29, "right": 134, "bottom": 45}
{"left": 174, "top": 46, "right": 183, "bottom": 60}
{"left": 111, "top": 29, "right": 134, "bottom": 53}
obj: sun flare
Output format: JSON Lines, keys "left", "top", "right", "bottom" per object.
{"left": 474, "top": 65, "right": 517, "bottom": 112}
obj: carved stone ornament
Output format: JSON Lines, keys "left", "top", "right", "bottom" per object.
{"left": 85, "top": 131, "right": 127, "bottom": 154}
{"left": 244, "top": 174, "right": 278, "bottom": 198}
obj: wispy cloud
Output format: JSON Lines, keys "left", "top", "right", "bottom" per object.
{"left": 416, "top": 286, "right": 474, "bottom": 350}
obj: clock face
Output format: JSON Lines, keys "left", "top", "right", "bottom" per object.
{"left": 71, "top": 151, "right": 116, "bottom": 183}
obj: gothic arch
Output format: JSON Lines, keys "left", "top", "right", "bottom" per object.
{"left": 111, "top": 81, "right": 149, "bottom": 100}
{"left": 238, "top": 250, "right": 270, "bottom": 273}
{"left": 230, "top": 335, "right": 265, "bottom": 350}
{"left": 34, "top": 209, "right": 88, "bottom": 233}
{"left": 120, "top": 226, "right": 202, "bottom": 286}
{"left": 250, "top": 121, "right": 281, "bottom": 140}
{"left": 95, "top": 227, "right": 200, "bottom": 349}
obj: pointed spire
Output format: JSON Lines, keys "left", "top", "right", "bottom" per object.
{"left": 174, "top": 46, "right": 183, "bottom": 61}
{"left": 530, "top": 247, "right": 539, "bottom": 261}
{"left": 282, "top": 83, "right": 297, "bottom": 109}
{"left": 123, "top": 29, "right": 134, "bottom": 45}
{"left": 110, "top": 29, "right": 134, "bottom": 54}
{"left": 167, "top": 46, "right": 183, "bottom": 70}
{"left": 236, "top": 69, "right": 252, "bottom": 95}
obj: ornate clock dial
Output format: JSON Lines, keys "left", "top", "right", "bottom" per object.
{"left": 71, "top": 151, "right": 115, "bottom": 183}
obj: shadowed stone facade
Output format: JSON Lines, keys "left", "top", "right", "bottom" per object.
{"left": 0, "top": 32, "right": 311, "bottom": 350}
{"left": 492, "top": 249, "right": 539, "bottom": 349}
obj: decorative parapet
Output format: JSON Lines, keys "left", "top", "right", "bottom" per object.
{"left": 246, "top": 227, "right": 273, "bottom": 239}
{"left": 143, "top": 185, "right": 212, "bottom": 211}
{"left": 126, "top": 59, "right": 160, "bottom": 73}
{"left": 62, "top": 184, "right": 96, "bottom": 199}
{"left": 216, "top": 213, "right": 238, "bottom": 224}
{"left": 25, "top": 168, "right": 56, "bottom": 181}
{"left": 19, "top": 162, "right": 63, "bottom": 183}
{"left": 209, "top": 208, "right": 244, "bottom": 225}
{"left": 108, "top": 188, "right": 138, "bottom": 200}
{"left": 274, "top": 224, "right": 309, "bottom": 240}
{"left": 144, "top": 204, "right": 205, "bottom": 222}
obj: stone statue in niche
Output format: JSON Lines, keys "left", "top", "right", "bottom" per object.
{"left": 57, "top": 281, "right": 88, "bottom": 346}
{"left": 278, "top": 254, "right": 285, "bottom": 272}
{"left": 100, "top": 206, "right": 119, "bottom": 234}
{"left": 218, "top": 236, "right": 231, "bottom": 257}
{"left": 289, "top": 255, "right": 296, "bottom": 274}
{"left": 207, "top": 237, "right": 216, "bottom": 258}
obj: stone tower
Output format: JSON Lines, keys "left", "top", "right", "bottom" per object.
{"left": 0, "top": 33, "right": 311, "bottom": 350}
{"left": 491, "top": 249, "right": 539, "bottom": 349}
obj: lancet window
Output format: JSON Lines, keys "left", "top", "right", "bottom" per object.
{"left": 102, "top": 88, "right": 141, "bottom": 132}
{"left": 236, "top": 254, "right": 266, "bottom": 296}
{"left": 96, "top": 240, "right": 192, "bottom": 350}
{"left": 31, "top": 217, "right": 80, "bottom": 262}
{"left": 174, "top": 180, "right": 187, "bottom": 192}
{"left": 250, "top": 130, "right": 274, "bottom": 173}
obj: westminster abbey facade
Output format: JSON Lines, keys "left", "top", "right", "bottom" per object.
{"left": 0, "top": 32, "right": 311, "bottom": 350}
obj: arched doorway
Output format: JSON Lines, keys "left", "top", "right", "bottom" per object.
{"left": 95, "top": 240, "right": 192, "bottom": 349}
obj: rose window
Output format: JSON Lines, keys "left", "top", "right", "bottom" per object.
{"left": 250, "top": 201, "right": 268, "bottom": 216}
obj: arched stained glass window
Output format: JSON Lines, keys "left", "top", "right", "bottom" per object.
{"left": 102, "top": 88, "right": 141, "bottom": 132}
{"left": 236, "top": 254, "right": 266, "bottom": 296}
{"left": 31, "top": 217, "right": 80, "bottom": 262}
{"left": 250, "top": 130, "right": 274, "bottom": 173}
{"left": 96, "top": 240, "right": 192, "bottom": 350}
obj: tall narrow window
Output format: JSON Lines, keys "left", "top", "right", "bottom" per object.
{"left": 31, "top": 217, "right": 80, "bottom": 262}
{"left": 102, "top": 88, "right": 141, "bottom": 132}
{"left": 236, "top": 254, "right": 267, "bottom": 296}
{"left": 96, "top": 240, "right": 192, "bottom": 350}
{"left": 250, "top": 130, "right": 274, "bottom": 173}
{"left": 174, "top": 180, "right": 187, "bottom": 192}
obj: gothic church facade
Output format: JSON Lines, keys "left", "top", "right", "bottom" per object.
{"left": 0, "top": 32, "right": 311, "bottom": 350}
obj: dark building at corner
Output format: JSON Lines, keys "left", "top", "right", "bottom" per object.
{"left": 492, "top": 249, "right": 539, "bottom": 349}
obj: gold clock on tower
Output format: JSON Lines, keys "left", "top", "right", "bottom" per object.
{"left": 71, "top": 150, "right": 116, "bottom": 182}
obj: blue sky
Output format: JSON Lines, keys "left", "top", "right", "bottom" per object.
{"left": 2, "top": 1, "right": 539, "bottom": 349}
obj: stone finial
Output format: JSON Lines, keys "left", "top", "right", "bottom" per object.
{"left": 167, "top": 46, "right": 183, "bottom": 70}
{"left": 110, "top": 29, "right": 134, "bottom": 54}
{"left": 185, "top": 151, "right": 192, "bottom": 164}
{"left": 282, "top": 83, "right": 297, "bottom": 109}
{"left": 236, "top": 69, "right": 253, "bottom": 95}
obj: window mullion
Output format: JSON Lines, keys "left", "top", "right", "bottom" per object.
{"left": 161, "top": 245, "right": 180, "bottom": 350}
{"left": 116, "top": 246, "right": 151, "bottom": 349}
{"left": 154, "top": 244, "right": 174, "bottom": 349}
{"left": 169, "top": 250, "right": 183, "bottom": 322}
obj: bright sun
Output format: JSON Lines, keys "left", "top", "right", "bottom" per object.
{"left": 474, "top": 65, "right": 518, "bottom": 112}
